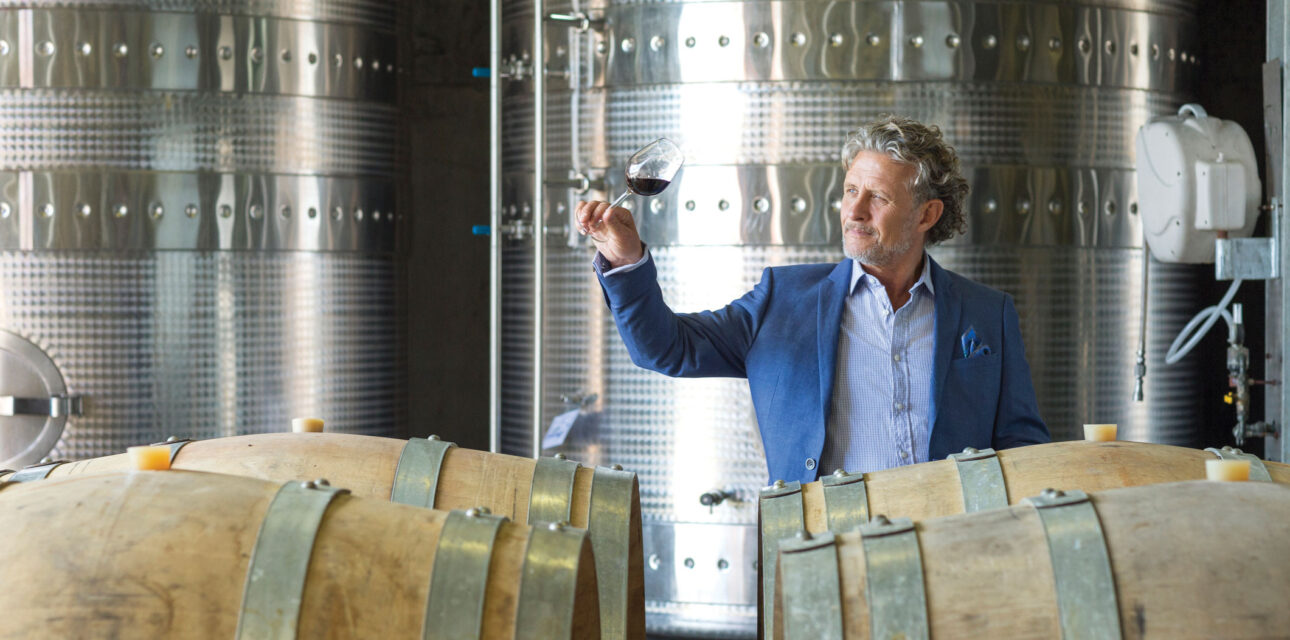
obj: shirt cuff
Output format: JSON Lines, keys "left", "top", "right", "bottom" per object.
{"left": 594, "top": 245, "right": 650, "bottom": 276}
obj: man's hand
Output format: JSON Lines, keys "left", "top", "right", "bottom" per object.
{"left": 576, "top": 200, "right": 644, "bottom": 268}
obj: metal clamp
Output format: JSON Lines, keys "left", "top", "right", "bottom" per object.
{"left": 527, "top": 454, "right": 581, "bottom": 525}
{"left": 587, "top": 465, "right": 639, "bottom": 640}
{"left": 148, "top": 436, "right": 194, "bottom": 465}
{"left": 6, "top": 459, "right": 68, "bottom": 482}
{"left": 758, "top": 479, "right": 804, "bottom": 640}
{"left": 0, "top": 395, "right": 82, "bottom": 418}
{"left": 515, "top": 521, "right": 590, "bottom": 639}
{"left": 859, "top": 516, "right": 929, "bottom": 640}
{"left": 424, "top": 508, "right": 509, "bottom": 639}
{"left": 948, "top": 447, "right": 1010, "bottom": 512}
{"left": 1023, "top": 489, "right": 1122, "bottom": 640}
{"left": 236, "top": 479, "right": 350, "bottom": 640}
{"left": 821, "top": 468, "right": 869, "bottom": 531}
{"left": 390, "top": 436, "right": 457, "bottom": 509}
{"left": 778, "top": 531, "right": 844, "bottom": 640}
{"left": 1205, "top": 446, "right": 1274, "bottom": 482}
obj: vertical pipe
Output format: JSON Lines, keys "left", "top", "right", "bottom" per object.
{"left": 488, "top": 0, "right": 502, "bottom": 453}
{"left": 532, "top": 0, "right": 546, "bottom": 459}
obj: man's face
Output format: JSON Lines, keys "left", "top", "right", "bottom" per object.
{"left": 840, "top": 151, "right": 937, "bottom": 266}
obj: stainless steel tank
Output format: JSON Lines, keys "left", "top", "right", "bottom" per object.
{"left": 0, "top": 0, "right": 406, "bottom": 468}
{"left": 496, "top": 0, "right": 1200, "bottom": 635}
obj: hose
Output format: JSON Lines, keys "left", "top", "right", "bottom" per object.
{"left": 1164, "top": 279, "right": 1242, "bottom": 365}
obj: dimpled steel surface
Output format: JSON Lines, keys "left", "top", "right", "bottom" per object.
{"left": 499, "top": 0, "right": 1201, "bottom": 635}
{"left": 0, "top": 0, "right": 405, "bottom": 464}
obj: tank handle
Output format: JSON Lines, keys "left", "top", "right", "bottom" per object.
{"left": 1178, "top": 103, "right": 1209, "bottom": 119}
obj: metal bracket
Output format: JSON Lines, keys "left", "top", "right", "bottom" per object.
{"left": 6, "top": 459, "right": 67, "bottom": 482}
{"left": 148, "top": 436, "right": 193, "bottom": 465}
{"left": 528, "top": 454, "right": 581, "bottom": 525}
{"left": 1023, "top": 489, "right": 1123, "bottom": 640}
{"left": 236, "top": 480, "right": 350, "bottom": 640}
{"left": 515, "top": 521, "right": 590, "bottom": 639}
{"left": 820, "top": 469, "right": 869, "bottom": 531}
{"left": 424, "top": 508, "right": 509, "bottom": 639}
{"left": 859, "top": 515, "right": 930, "bottom": 640}
{"left": 948, "top": 447, "right": 1010, "bottom": 512}
{"left": 587, "top": 465, "right": 638, "bottom": 640}
{"left": 390, "top": 436, "right": 457, "bottom": 509}
{"left": 1216, "top": 237, "right": 1278, "bottom": 280}
{"left": 778, "top": 531, "right": 844, "bottom": 640}
{"left": 0, "top": 395, "right": 82, "bottom": 417}
{"left": 758, "top": 479, "right": 804, "bottom": 640}
{"left": 545, "top": 11, "right": 604, "bottom": 33}
{"left": 1205, "top": 446, "right": 1274, "bottom": 482}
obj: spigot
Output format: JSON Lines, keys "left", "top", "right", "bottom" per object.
{"left": 698, "top": 489, "right": 736, "bottom": 513}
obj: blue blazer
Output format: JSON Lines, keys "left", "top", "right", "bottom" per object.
{"left": 598, "top": 254, "right": 1050, "bottom": 484}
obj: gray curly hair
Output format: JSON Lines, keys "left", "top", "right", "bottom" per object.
{"left": 841, "top": 115, "right": 969, "bottom": 245}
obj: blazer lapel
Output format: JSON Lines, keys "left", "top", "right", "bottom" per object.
{"left": 817, "top": 259, "right": 853, "bottom": 427}
{"left": 928, "top": 257, "right": 959, "bottom": 438}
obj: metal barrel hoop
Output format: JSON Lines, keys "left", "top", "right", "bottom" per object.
{"left": 588, "top": 465, "right": 638, "bottom": 640}
{"left": 1205, "top": 446, "right": 1273, "bottom": 482}
{"left": 6, "top": 459, "right": 68, "bottom": 483}
{"left": 514, "top": 521, "right": 590, "bottom": 640}
{"left": 1023, "top": 489, "right": 1123, "bottom": 640}
{"left": 821, "top": 468, "right": 870, "bottom": 532}
{"left": 423, "top": 508, "right": 509, "bottom": 639}
{"left": 527, "top": 455, "right": 581, "bottom": 525}
{"left": 758, "top": 480, "right": 804, "bottom": 640}
{"left": 778, "top": 531, "right": 844, "bottom": 640}
{"left": 390, "top": 436, "right": 457, "bottom": 509}
{"left": 235, "top": 480, "right": 351, "bottom": 640}
{"left": 948, "top": 447, "right": 1010, "bottom": 512}
{"left": 148, "top": 437, "right": 194, "bottom": 465}
{"left": 859, "top": 516, "right": 930, "bottom": 640}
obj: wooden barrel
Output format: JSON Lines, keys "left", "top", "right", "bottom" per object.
{"left": 0, "top": 470, "right": 600, "bottom": 639}
{"left": 2, "top": 432, "right": 643, "bottom": 640}
{"left": 757, "top": 441, "right": 1290, "bottom": 638}
{"left": 773, "top": 480, "right": 1290, "bottom": 639}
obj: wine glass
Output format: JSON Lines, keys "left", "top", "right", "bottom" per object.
{"left": 607, "top": 138, "right": 684, "bottom": 209}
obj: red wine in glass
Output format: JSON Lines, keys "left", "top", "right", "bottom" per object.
{"left": 608, "top": 138, "right": 684, "bottom": 208}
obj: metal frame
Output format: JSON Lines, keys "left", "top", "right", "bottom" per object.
{"left": 1268, "top": 0, "right": 1289, "bottom": 462}
{"left": 488, "top": 0, "right": 502, "bottom": 455}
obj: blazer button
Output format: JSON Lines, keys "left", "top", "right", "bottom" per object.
{"left": 805, "top": 458, "right": 816, "bottom": 471}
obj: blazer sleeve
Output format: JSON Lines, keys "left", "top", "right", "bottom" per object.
{"left": 597, "top": 252, "right": 770, "bottom": 378}
{"left": 991, "top": 294, "right": 1051, "bottom": 447}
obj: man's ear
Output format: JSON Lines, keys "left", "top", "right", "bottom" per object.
{"left": 917, "top": 199, "right": 944, "bottom": 233}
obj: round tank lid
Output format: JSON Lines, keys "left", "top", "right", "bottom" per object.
{"left": 0, "top": 330, "right": 75, "bottom": 469}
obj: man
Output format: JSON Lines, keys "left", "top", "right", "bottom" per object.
{"left": 577, "top": 115, "right": 1049, "bottom": 484}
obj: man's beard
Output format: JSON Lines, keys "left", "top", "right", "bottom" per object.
{"left": 843, "top": 221, "right": 916, "bottom": 266}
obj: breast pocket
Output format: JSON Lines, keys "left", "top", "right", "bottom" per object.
{"left": 941, "top": 352, "right": 1002, "bottom": 443}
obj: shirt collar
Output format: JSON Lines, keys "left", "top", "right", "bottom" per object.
{"left": 849, "top": 254, "right": 935, "bottom": 297}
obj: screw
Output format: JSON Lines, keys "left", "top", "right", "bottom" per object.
{"left": 772, "top": 479, "right": 786, "bottom": 489}
{"left": 833, "top": 468, "right": 847, "bottom": 477}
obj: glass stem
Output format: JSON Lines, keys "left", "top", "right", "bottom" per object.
{"left": 609, "top": 189, "right": 631, "bottom": 209}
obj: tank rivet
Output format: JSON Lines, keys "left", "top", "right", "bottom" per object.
{"left": 945, "top": 34, "right": 960, "bottom": 48}
{"left": 280, "top": 205, "right": 291, "bottom": 219}
{"left": 37, "top": 41, "right": 55, "bottom": 56}
{"left": 650, "top": 36, "right": 665, "bottom": 52}
{"left": 717, "top": 36, "right": 730, "bottom": 48}
{"left": 78, "top": 42, "right": 93, "bottom": 57}
{"left": 648, "top": 554, "right": 661, "bottom": 570}
{"left": 685, "top": 200, "right": 696, "bottom": 211}
{"left": 150, "top": 42, "right": 164, "bottom": 59}
{"left": 184, "top": 204, "right": 198, "bottom": 218}
{"left": 621, "top": 38, "right": 636, "bottom": 53}
{"left": 983, "top": 35, "right": 997, "bottom": 50}
{"left": 308, "top": 52, "right": 318, "bottom": 65}
{"left": 281, "top": 49, "right": 292, "bottom": 63}
{"left": 1016, "top": 35, "right": 1032, "bottom": 52}
{"left": 249, "top": 204, "right": 263, "bottom": 220}
{"left": 332, "top": 206, "right": 344, "bottom": 221}
{"left": 78, "top": 203, "right": 92, "bottom": 218}
{"left": 114, "top": 204, "right": 128, "bottom": 218}
{"left": 1048, "top": 199, "right": 1063, "bottom": 215}
{"left": 718, "top": 199, "right": 730, "bottom": 211}
{"left": 307, "top": 207, "right": 318, "bottom": 219}
{"left": 185, "top": 45, "right": 198, "bottom": 59}
{"left": 683, "top": 37, "right": 695, "bottom": 49}
{"left": 219, "top": 204, "right": 233, "bottom": 219}
{"left": 0, "top": 202, "right": 9, "bottom": 219}
{"left": 684, "top": 557, "right": 695, "bottom": 568}
{"left": 753, "top": 197, "right": 770, "bottom": 213}
{"left": 1105, "top": 40, "right": 1117, "bottom": 56}
{"left": 791, "top": 197, "right": 807, "bottom": 213}
{"left": 753, "top": 32, "right": 769, "bottom": 49}
{"left": 219, "top": 45, "right": 233, "bottom": 61}
{"left": 0, "top": 40, "right": 9, "bottom": 56}
{"left": 1048, "top": 37, "right": 1062, "bottom": 51}
{"left": 251, "top": 47, "right": 263, "bottom": 63}
{"left": 1016, "top": 199, "right": 1032, "bottom": 215}
{"left": 1080, "top": 38, "right": 1092, "bottom": 55}
{"left": 650, "top": 199, "right": 665, "bottom": 214}
{"left": 114, "top": 42, "right": 129, "bottom": 58}
{"left": 150, "top": 203, "right": 164, "bottom": 220}
{"left": 791, "top": 32, "right": 807, "bottom": 47}
{"left": 865, "top": 33, "right": 880, "bottom": 47}
{"left": 909, "top": 35, "right": 924, "bottom": 48}
{"left": 371, "top": 58, "right": 380, "bottom": 71}
{"left": 829, "top": 33, "right": 844, "bottom": 47}
{"left": 39, "top": 203, "right": 53, "bottom": 219}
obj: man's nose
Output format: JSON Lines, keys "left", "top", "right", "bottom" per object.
{"left": 842, "top": 195, "right": 869, "bottom": 220}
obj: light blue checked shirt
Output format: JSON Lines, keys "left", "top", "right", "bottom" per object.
{"left": 819, "top": 257, "right": 936, "bottom": 475}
